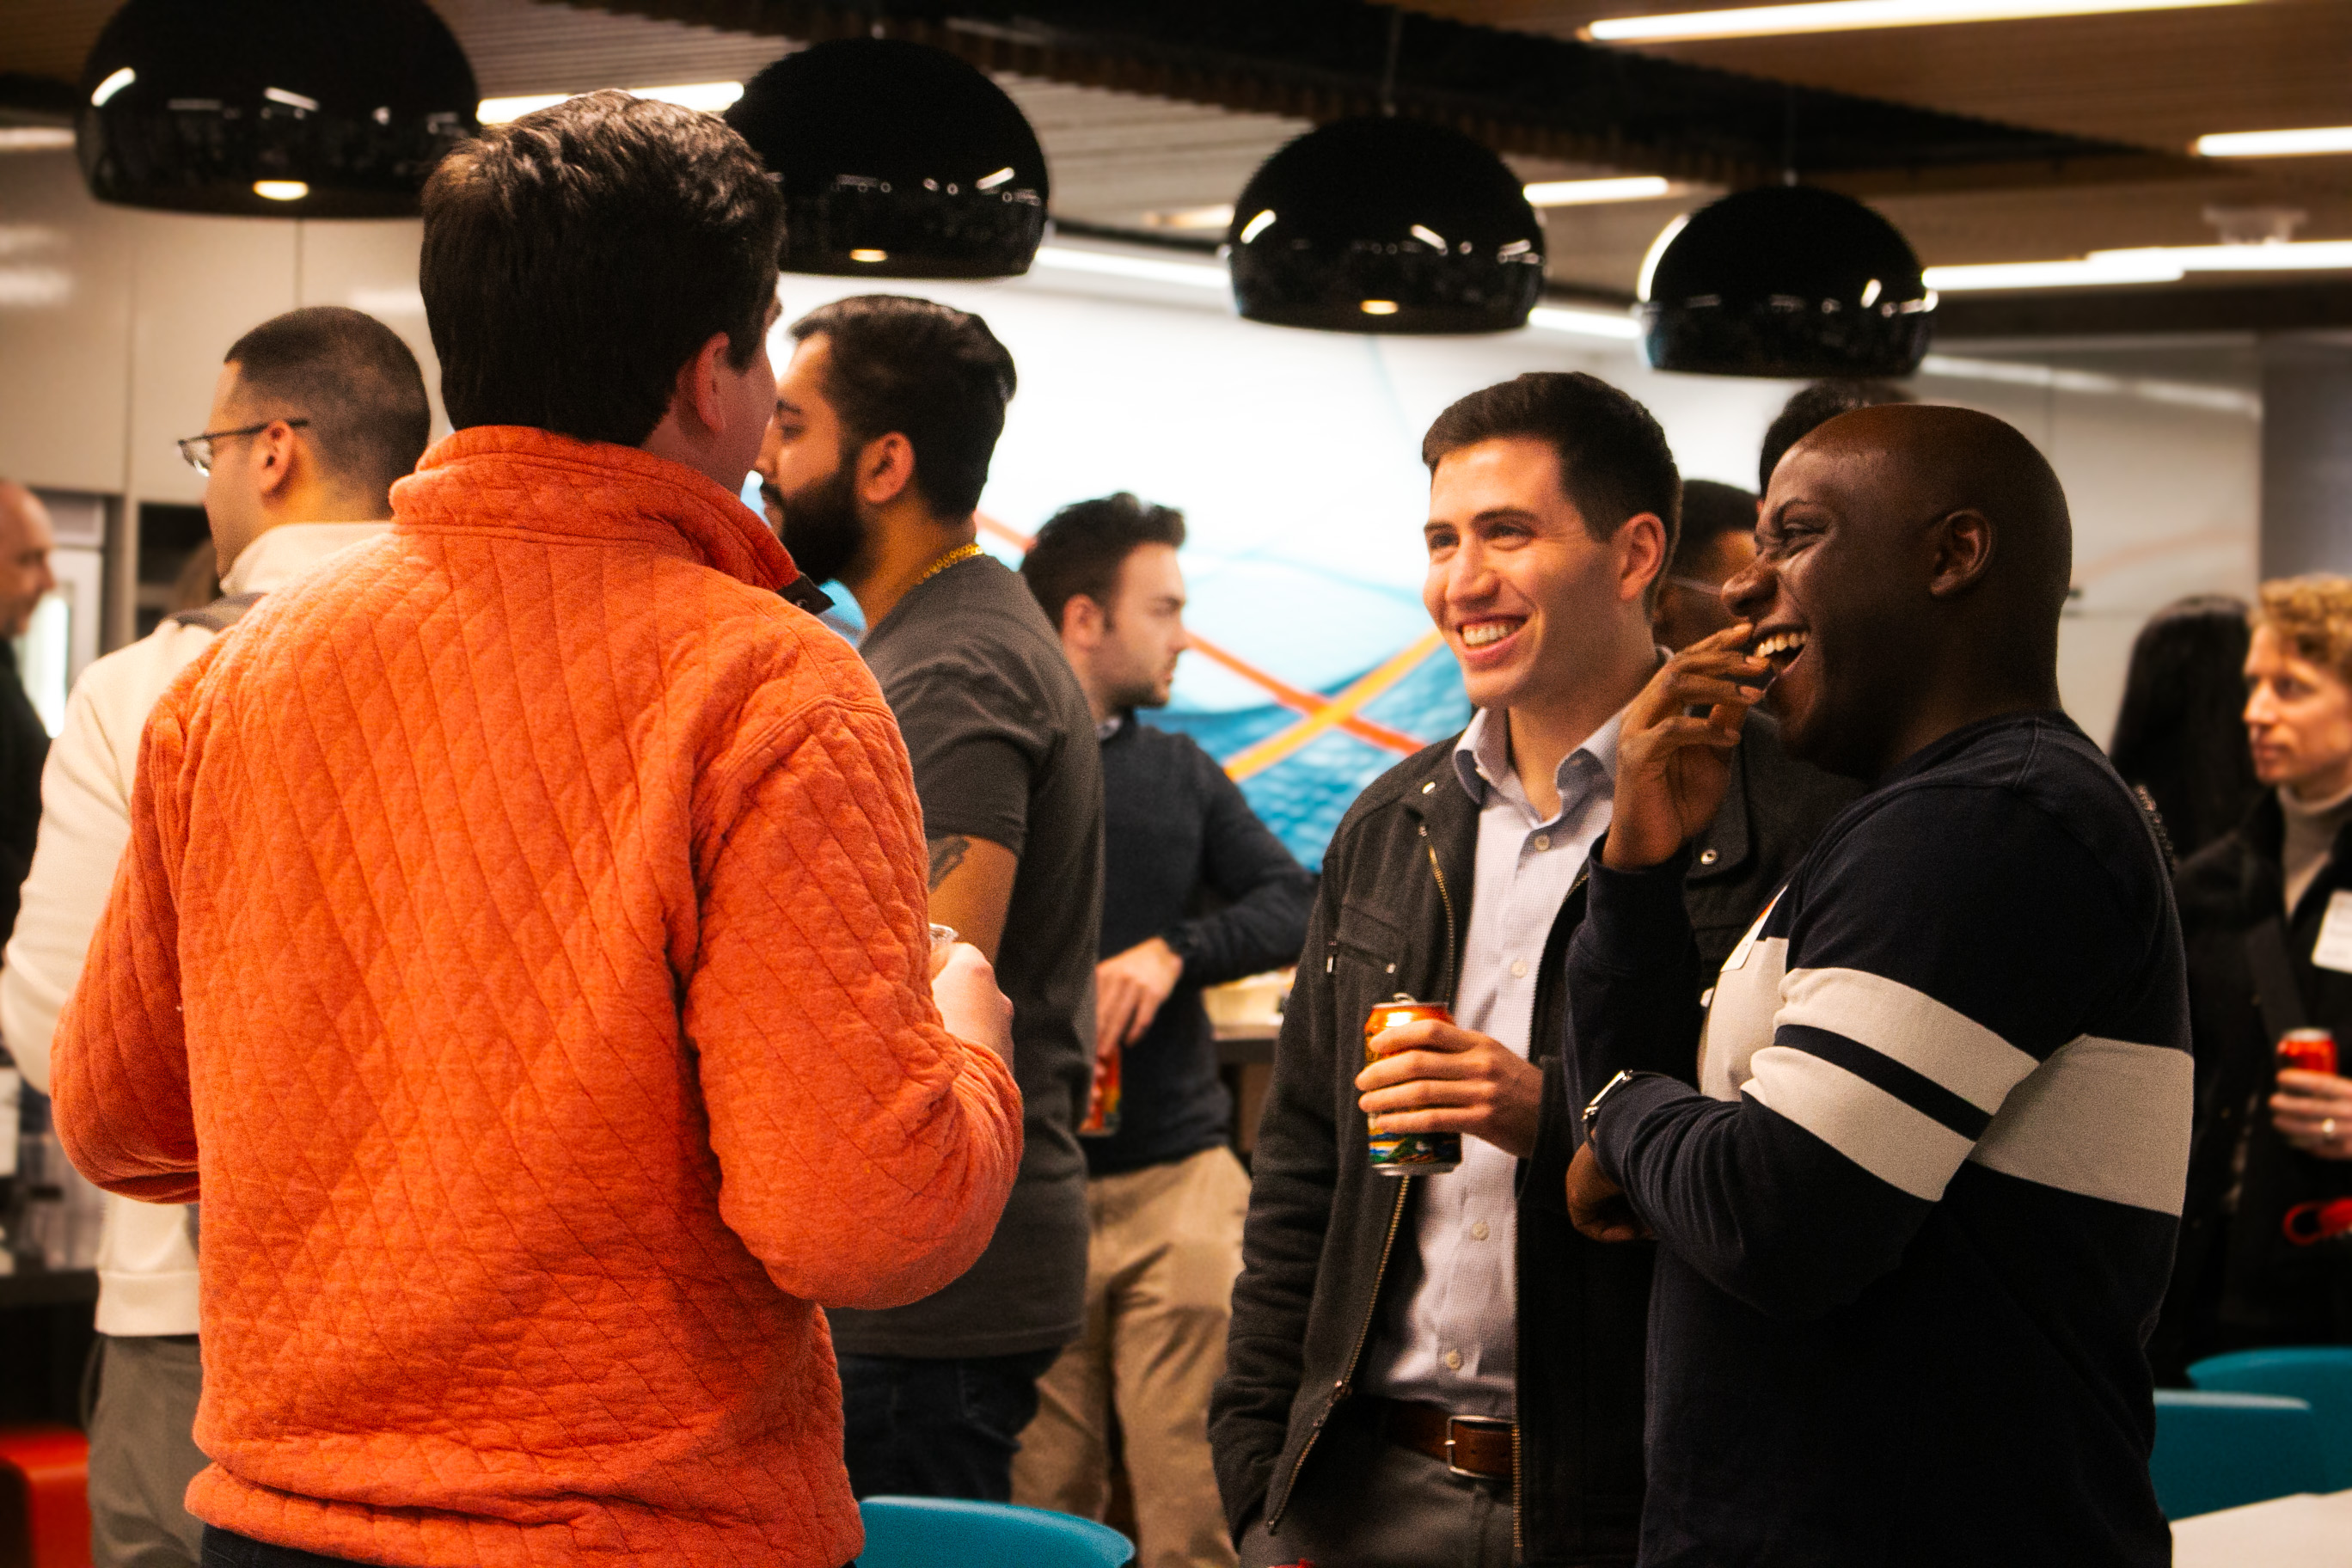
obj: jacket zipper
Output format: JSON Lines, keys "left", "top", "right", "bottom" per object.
{"left": 1271, "top": 822, "right": 1461, "bottom": 1532}
{"left": 1271, "top": 1173, "right": 1411, "bottom": 1529}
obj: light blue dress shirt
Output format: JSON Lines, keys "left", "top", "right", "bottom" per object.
{"left": 1362, "top": 701, "right": 1624, "bottom": 1418}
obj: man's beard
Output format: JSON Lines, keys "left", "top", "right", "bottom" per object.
{"left": 770, "top": 462, "right": 867, "bottom": 586}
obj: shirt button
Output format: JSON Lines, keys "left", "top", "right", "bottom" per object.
{"left": 1532, "top": 834, "right": 1551, "bottom": 851}
{"left": 1444, "top": 1350, "right": 1464, "bottom": 1371}
{"left": 1471, "top": 1220, "right": 1490, "bottom": 1240}
{"left": 1510, "top": 959, "right": 1528, "bottom": 979}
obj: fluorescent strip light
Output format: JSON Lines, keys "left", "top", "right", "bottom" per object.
{"left": 477, "top": 81, "right": 744, "bottom": 125}
{"left": 1528, "top": 304, "right": 1643, "bottom": 340}
{"left": 1585, "top": 0, "right": 2252, "bottom": 43}
{"left": 0, "top": 128, "right": 75, "bottom": 153}
{"left": 1925, "top": 238, "right": 2352, "bottom": 291}
{"left": 1030, "top": 245, "right": 1230, "bottom": 289}
{"left": 2197, "top": 126, "right": 2352, "bottom": 158}
{"left": 1923, "top": 256, "right": 2184, "bottom": 291}
{"left": 1523, "top": 175, "right": 1675, "bottom": 206}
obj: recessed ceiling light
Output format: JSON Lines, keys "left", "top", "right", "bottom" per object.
{"left": 1585, "top": 0, "right": 2255, "bottom": 44}
{"left": 1359, "top": 299, "right": 1401, "bottom": 315}
{"left": 477, "top": 81, "right": 744, "bottom": 126}
{"left": 251, "top": 180, "right": 309, "bottom": 201}
{"left": 848, "top": 248, "right": 889, "bottom": 263}
{"left": 2196, "top": 126, "right": 2352, "bottom": 158}
{"left": 1522, "top": 175, "right": 1675, "bottom": 205}
{"left": 1145, "top": 204, "right": 1237, "bottom": 231}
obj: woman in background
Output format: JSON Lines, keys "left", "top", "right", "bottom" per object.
{"left": 2110, "top": 594, "right": 2263, "bottom": 861}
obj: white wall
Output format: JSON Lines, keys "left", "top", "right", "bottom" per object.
{"left": 0, "top": 140, "right": 2261, "bottom": 750}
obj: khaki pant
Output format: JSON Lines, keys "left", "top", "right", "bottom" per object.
{"left": 1014, "top": 1145, "right": 1249, "bottom": 1568}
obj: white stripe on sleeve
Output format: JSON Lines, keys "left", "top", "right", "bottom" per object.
{"left": 1741, "top": 1044, "right": 1975, "bottom": 1201}
{"left": 1776, "top": 967, "right": 2041, "bottom": 1113}
{"left": 1967, "top": 1035, "right": 2193, "bottom": 1215}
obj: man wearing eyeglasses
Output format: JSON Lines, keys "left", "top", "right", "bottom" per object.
{"left": 2, "top": 306, "right": 428, "bottom": 1568}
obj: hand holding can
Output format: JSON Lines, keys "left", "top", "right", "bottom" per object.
{"left": 1363, "top": 997, "right": 1462, "bottom": 1176}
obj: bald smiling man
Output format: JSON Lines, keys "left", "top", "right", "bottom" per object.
{"left": 1560, "top": 406, "right": 2190, "bottom": 1565}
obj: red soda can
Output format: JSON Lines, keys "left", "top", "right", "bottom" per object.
{"left": 1365, "top": 996, "right": 1461, "bottom": 1176}
{"left": 1079, "top": 1037, "right": 1122, "bottom": 1136}
{"left": 2278, "top": 1027, "right": 2338, "bottom": 1077}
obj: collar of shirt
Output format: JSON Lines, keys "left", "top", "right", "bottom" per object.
{"left": 220, "top": 521, "right": 391, "bottom": 597}
{"left": 1451, "top": 702, "right": 1626, "bottom": 830}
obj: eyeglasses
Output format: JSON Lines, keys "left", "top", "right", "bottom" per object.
{"left": 176, "top": 419, "right": 309, "bottom": 475}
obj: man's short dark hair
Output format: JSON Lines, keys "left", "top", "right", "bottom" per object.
{"left": 1020, "top": 493, "right": 1186, "bottom": 633}
{"left": 224, "top": 307, "right": 431, "bottom": 508}
{"left": 420, "top": 90, "right": 786, "bottom": 447}
{"left": 1758, "top": 379, "right": 1914, "bottom": 493}
{"left": 788, "top": 296, "right": 1016, "bottom": 518}
{"left": 1421, "top": 371, "right": 1681, "bottom": 588}
{"left": 1673, "top": 479, "right": 1757, "bottom": 579}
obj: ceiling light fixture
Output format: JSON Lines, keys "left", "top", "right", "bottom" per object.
{"left": 0, "top": 128, "right": 77, "bottom": 154}
{"left": 476, "top": 80, "right": 744, "bottom": 125}
{"left": 1585, "top": 0, "right": 2253, "bottom": 44}
{"left": 1227, "top": 116, "right": 1546, "bottom": 334}
{"left": 77, "top": 0, "right": 477, "bottom": 217}
{"left": 1924, "top": 238, "right": 2352, "bottom": 291}
{"left": 1528, "top": 304, "right": 1643, "bottom": 340}
{"left": 1522, "top": 175, "right": 1675, "bottom": 205}
{"left": 726, "top": 39, "right": 1048, "bottom": 279}
{"left": 2196, "top": 126, "right": 2352, "bottom": 159}
{"left": 1638, "top": 186, "right": 1933, "bottom": 376}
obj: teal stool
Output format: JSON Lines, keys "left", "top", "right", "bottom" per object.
{"left": 856, "top": 1497, "right": 1134, "bottom": 1568}
{"left": 2151, "top": 1389, "right": 2328, "bottom": 1518}
{"left": 2189, "top": 1345, "right": 2352, "bottom": 1490}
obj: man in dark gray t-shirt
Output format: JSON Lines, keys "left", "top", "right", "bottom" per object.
{"left": 754, "top": 293, "right": 1101, "bottom": 1504}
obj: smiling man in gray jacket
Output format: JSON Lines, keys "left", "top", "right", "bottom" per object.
{"left": 1210, "top": 373, "right": 1854, "bottom": 1568}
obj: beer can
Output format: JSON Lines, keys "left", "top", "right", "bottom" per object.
{"left": 2278, "top": 1027, "right": 2339, "bottom": 1078}
{"left": 1365, "top": 996, "right": 1461, "bottom": 1176}
{"left": 1079, "top": 1037, "right": 1123, "bottom": 1136}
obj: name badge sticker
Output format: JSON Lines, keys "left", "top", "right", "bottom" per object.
{"left": 2315, "top": 891, "right": 2352, "bottom": 974}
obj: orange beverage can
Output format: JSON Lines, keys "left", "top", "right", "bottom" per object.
{"left": 2279, "top": 1027, "right": 2338, "bottom": 1077}
{"left": 1079, "top": 1037, "right": 1122, "bottom": 1136}
{"left": 1365, "top": 996, "right": 1461, "bottom": 1176}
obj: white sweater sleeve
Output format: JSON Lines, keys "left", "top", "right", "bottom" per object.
{"left": 3, "top": 627, "right": 214, "bottom": 1093}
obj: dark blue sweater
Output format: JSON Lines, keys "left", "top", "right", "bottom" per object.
{"left": 1569, "top": 711, "right": 2190, "bottom": 1567}
{"left": 1088, "top": 716, "right": 1314, "bottom": 1177}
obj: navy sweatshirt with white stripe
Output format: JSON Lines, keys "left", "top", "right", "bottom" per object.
{"left": 1568, "top": 710, "right": 2190, "bottom": 1568}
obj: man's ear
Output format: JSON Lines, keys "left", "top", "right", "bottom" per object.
{"left": 1060, "top": 593, "right": 1106, "bottom": 650}
{"left": 253, "top": 420, "right": 299, "bottom": 500}
{"left": 854, "top": 432, "right": 917, "bottom": 510}
{"left": 1614, "top": 511, "right": 1667, "bottom": 606}
{"left": 676, "top": 331, "right": 734, "bottom": 435}
{"left": 1926, "top": 509, "right": 1996, "bottom": 599}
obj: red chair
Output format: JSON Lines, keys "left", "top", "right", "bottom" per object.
{"left": 0, "top": 1425, "right": 90, "bottom": 1568}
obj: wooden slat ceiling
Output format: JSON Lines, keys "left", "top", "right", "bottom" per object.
{"left": 8, "top": 0, "right": 2351, "bottom": 315}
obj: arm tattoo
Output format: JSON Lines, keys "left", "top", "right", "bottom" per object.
{"left": 928, "top": 835, "right": 971, "bottom": 891}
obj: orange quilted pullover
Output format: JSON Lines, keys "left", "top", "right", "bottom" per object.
{"left": 53, "top": 426, "right": 1024, "bottom": 1568}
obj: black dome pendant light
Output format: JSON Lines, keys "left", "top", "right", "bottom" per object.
{"left": 77, "top": 0, "right": 478, "bottom": 218}
{"left": 1638, "top": 185, "right": 1935, "bottom": 377}
{"left": 1226, "top": 116, "right": 1546, "bottom": 334}
{"left": 725, "top": 39, "right": 1049, "bottom": 279}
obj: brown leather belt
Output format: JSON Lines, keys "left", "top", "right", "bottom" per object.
{"left": 1370, "top": 1397, "right": 1516, "bottom": 1483}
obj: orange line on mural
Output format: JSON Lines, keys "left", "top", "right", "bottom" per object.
{"left": 974, "top": 514, "right": 1428, "bottom": 756}
{"left": 1223, "top": 630, "right": 1446, "bottom": 783}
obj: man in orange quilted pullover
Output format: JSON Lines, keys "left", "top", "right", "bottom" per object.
{"left": 51, "top": 93, "right": 1025, "bottom": 1568}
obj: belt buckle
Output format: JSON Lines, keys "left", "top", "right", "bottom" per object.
{"left": 1442, "top": 1413, "right": 1512, "bottom": 1480}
